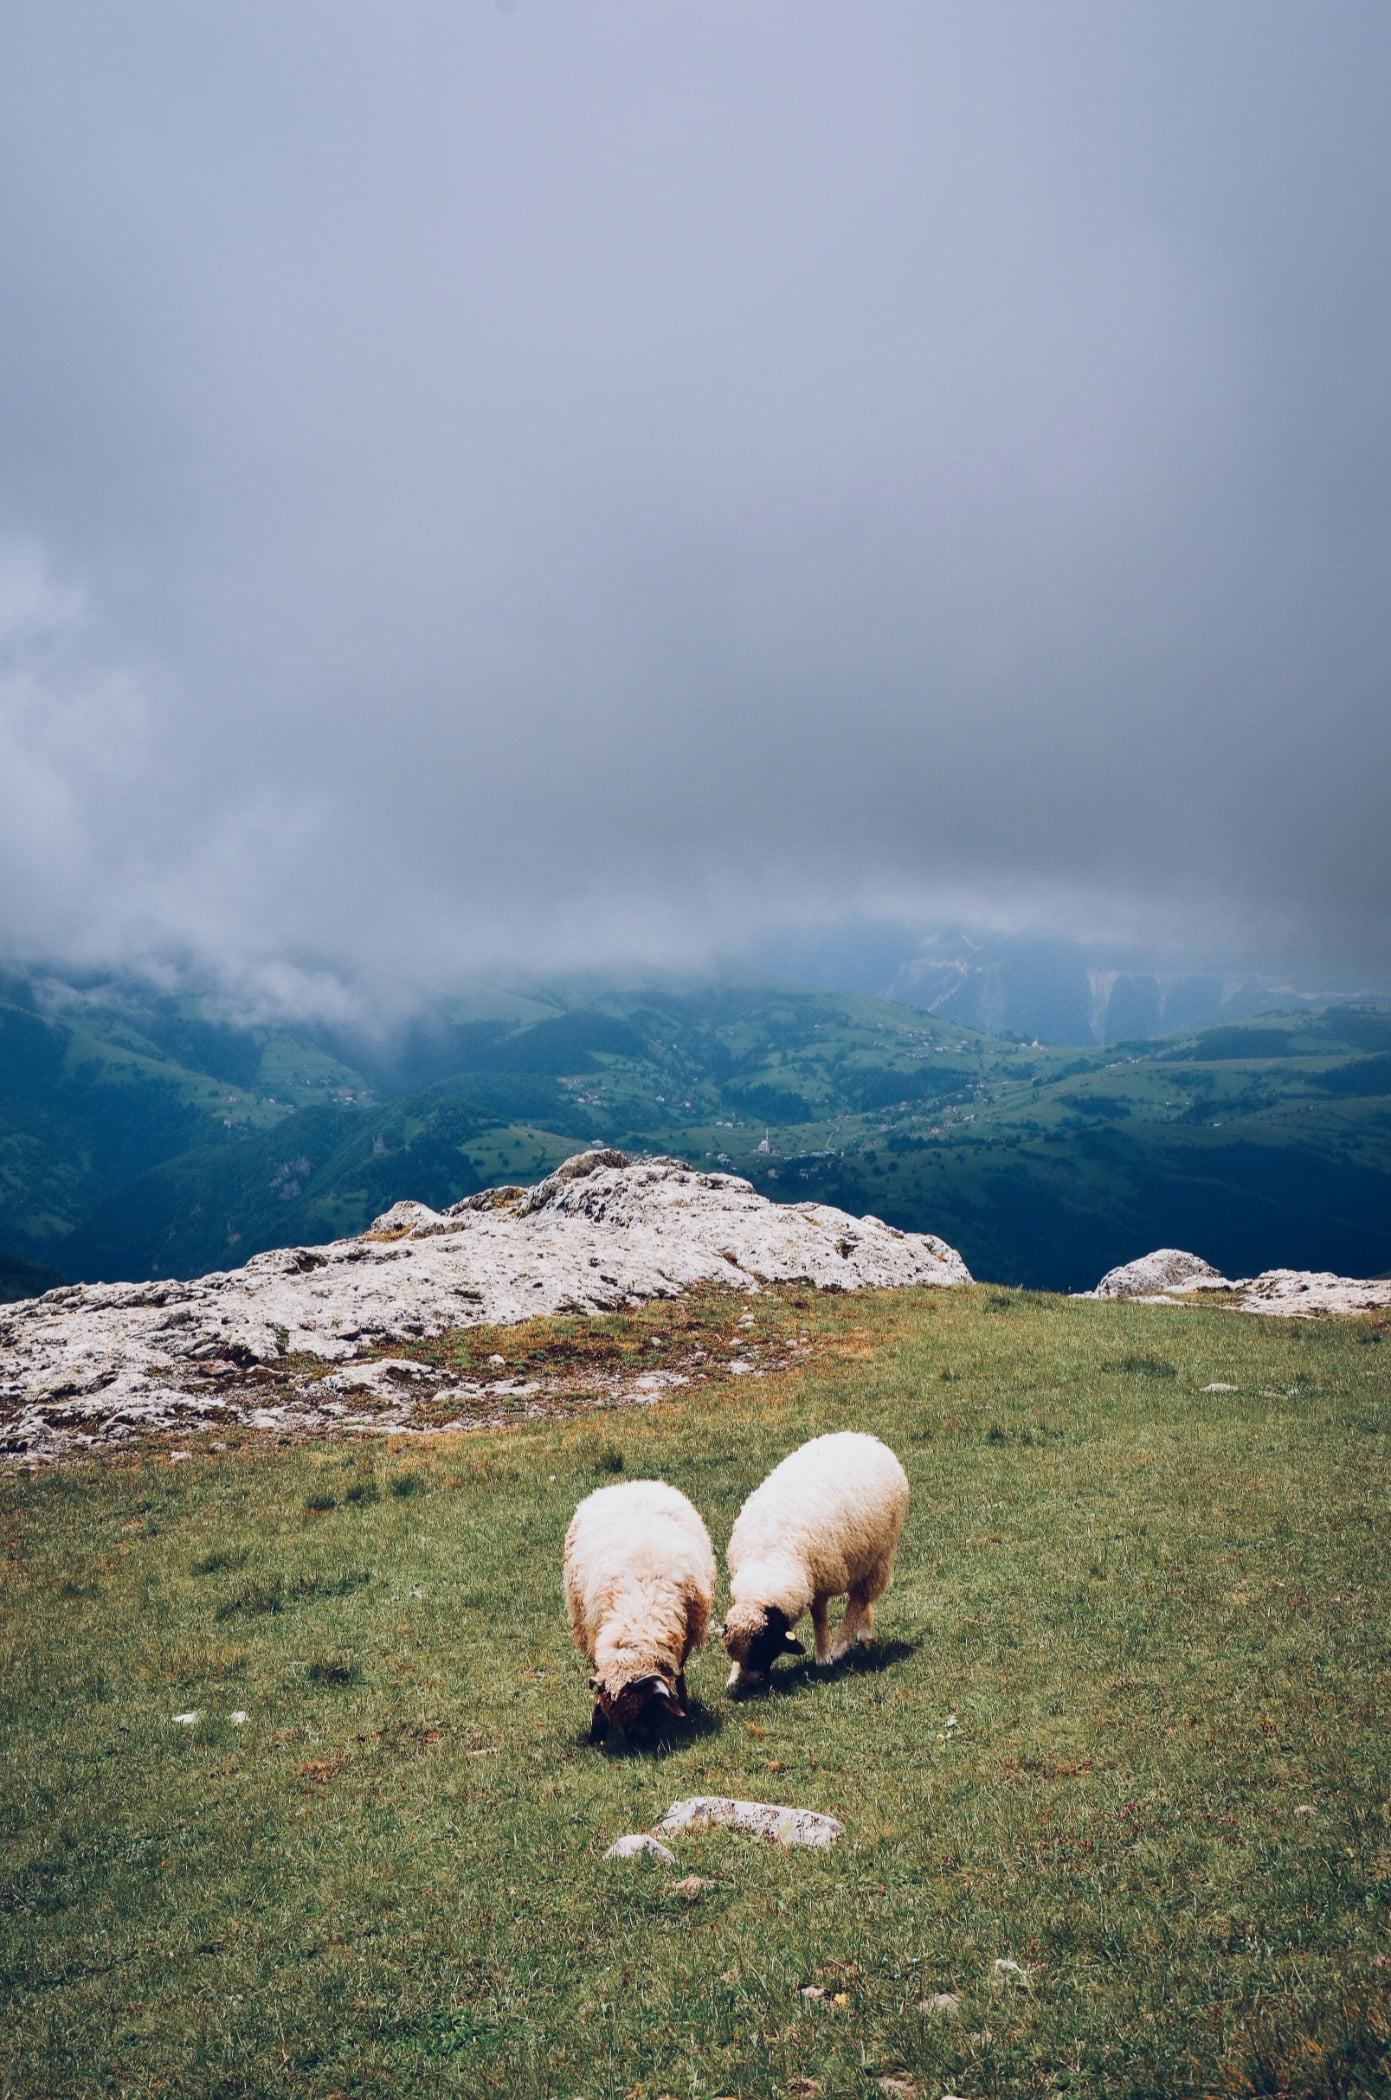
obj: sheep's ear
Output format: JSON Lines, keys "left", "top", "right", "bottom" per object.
{"left": 588, "top": 1673, "right": 602, "bottom": 1691}
{"left": 588, "top": 1700, "right": 607, "bottom": 1744}
{"left": 783, "top": 1631, "right": 806, "bottom": 1653}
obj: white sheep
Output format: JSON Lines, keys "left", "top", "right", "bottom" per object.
{"left": 722, "top": 1431, "right": 909, "bottom": 1688}
{"left": 563, "top": 1477, "right": 717, "bottom": 1743}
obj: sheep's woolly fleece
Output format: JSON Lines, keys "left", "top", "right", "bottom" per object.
{"left": 0, "top": 1151, "right": 969, "bottom": 1464}
{"left": 1087, "top": 1247, "right": 1391, "bottom": 1317}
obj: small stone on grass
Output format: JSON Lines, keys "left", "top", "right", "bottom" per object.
{"left": 604, "top": 1833, "right": 676, "bottom": 1864}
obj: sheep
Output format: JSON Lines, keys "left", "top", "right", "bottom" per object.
{"left": 563, "top": 1478, "right": 717, "bottom": 1744}
{"left": 721, "top": 1431, "right": 909, "bottom": 1689}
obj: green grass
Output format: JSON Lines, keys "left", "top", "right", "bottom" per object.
{"left": 2, "top": 1288, "right": 1390, "bottom": 2097}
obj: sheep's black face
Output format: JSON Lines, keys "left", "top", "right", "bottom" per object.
{"left": 590, "top": 1671, "right": 686, "bottom": 1744}
{"left": 723, "top": 1606, "right": 805, "bottom": 1687}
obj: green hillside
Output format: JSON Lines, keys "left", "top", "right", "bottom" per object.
{"left": 3, "top": 970, "right": 1391, "bottom": 1290}
{"left": 3, "top": 1286, "right": 1388, "bottom": 2096}
{"left": 0, "top": 976, "right": 372, "bottom": 1253}
{"left": 0, "top": 1252, "right": 65, "bottom": 1307}
{"left": 746, "top": 1003, "right": 1391, "bottom": 1289}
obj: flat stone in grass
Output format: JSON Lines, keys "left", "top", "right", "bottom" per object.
{"left": 657, "top": 1795, "right": 843, "bottom": 1847}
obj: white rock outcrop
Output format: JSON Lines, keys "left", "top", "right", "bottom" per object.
{"left": 1090, "top": 1249, "right": 1226, "bottom": 1298}
{"left": 1231, "top": 1268, "right": 1391, "bottom": 1317}
{"left": 0, "top": 1151, "right": 969, "bottom": 1463}
{"left": 1086, "top": 1248, "right": 1391, "bottom": 1318}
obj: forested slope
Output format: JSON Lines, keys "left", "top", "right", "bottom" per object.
{"left": 3, "top": 969, "right": 1389, "bottom": 1291}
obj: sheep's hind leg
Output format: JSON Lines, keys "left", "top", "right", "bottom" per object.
{"left": 811, "top": 1597, "right": 832, "bottom": 1665}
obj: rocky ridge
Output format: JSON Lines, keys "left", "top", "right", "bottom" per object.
{"left": 0, "top": 1151, "right": 969, "bottom": 1464}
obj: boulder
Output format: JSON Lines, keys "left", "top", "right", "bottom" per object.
{"left": 1089, "top": 1249, "right": 1226, "bottom": 1298}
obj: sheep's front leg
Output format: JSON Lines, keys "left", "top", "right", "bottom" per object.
{"left": 830, "top": 1591, "right": 873, "bottom": 1661}
{"left": 811, "top": 1596, "right": 832, "bottom": 1665}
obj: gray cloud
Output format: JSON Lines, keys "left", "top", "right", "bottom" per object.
{"left": 1, "top": 1, "right": 1388, "bottom": 1008}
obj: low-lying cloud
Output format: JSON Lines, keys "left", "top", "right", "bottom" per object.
{"left": 2, "top": 3, "right": 1388, "bottom": 1012}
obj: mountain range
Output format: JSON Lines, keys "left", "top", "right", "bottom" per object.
{"left": 2, "top": 964, "right": 1389, "bottom": 1296}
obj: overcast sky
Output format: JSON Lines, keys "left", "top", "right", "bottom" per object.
{"left": 1, "top": 2, "right": 1388, "bottom": 1015}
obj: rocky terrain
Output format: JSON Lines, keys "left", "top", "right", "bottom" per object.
{"left": 0, "top": 1151, "right": 969, "bottom": 1464}
{"left": 1088, "top": 1247, "right": 1391, "bottom": 1316}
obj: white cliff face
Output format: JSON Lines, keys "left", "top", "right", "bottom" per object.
{"left": 0, "top": 1152, "right": 970, "bottom": 1463}
{"left": 1086, "top": 1248, "right": 1391, "bottom": 1317}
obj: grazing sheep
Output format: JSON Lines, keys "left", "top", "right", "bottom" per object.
{"left": 564, "top": 1478, "right": 717, "bottom": 1743}
{"left": 722, "top": 1431, "right": 909, "bottom": 1689}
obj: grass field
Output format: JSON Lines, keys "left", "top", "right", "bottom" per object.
{"left": 2, "top": 1287, "right": 1389, "bottom": 2098}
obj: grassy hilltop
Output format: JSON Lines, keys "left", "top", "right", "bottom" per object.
{"left": 3, "top": 1285, "right": 1389, "bottom": 2098}
{"left": 3, "top": 969, "right": 1391, "bottom": 1293}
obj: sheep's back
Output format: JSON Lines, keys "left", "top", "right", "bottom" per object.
{"left": 728, "top": 1432, "right": 908, "bottom": 1595}
{"left": 564, "top": 1478, "right": 715, "bottom": 1654}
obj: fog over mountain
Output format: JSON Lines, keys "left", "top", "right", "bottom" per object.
{"left": 746, "top": 922, "right": 1391, "bottom": 1046}
{"left": 2, "top": 3, "right": 1389, "bottom": 1018}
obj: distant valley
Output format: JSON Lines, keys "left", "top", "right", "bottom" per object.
{"left": 747, "top": 921, "right": 1390, "bottom": 1045}
{"left": 2, "top": 966, "right": 1390, "bottom": 1295}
